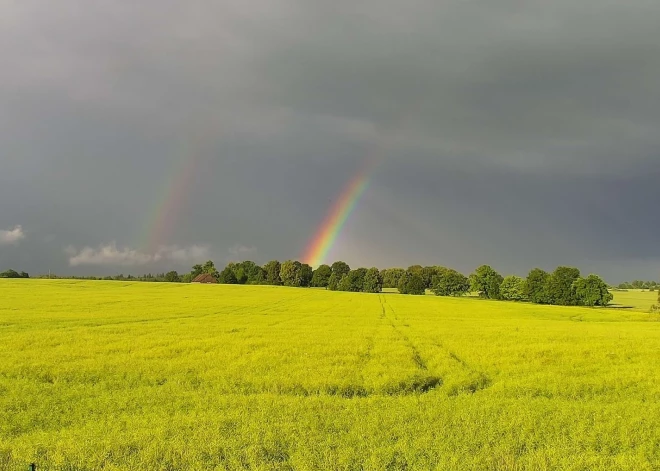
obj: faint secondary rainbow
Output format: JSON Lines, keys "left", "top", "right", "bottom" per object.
{"left": 140, "top": 137, "right": 201, "bottom": 254}
{"left": 303, "top": 160, "right": 377, "bottom": 267}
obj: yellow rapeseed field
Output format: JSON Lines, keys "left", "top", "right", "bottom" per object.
{"left": 1, "top": 280, "right": 659, "bottom": 470}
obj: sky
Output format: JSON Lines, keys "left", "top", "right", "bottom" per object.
{"left": 1, "top": 0, "right": 659, "bottom": 283}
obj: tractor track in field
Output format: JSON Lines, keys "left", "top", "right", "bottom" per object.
{"left": 378, "top": 295, "right": 492, "bottom": 395}
{"left": 378, "top": 295, "right": 430, "bottom": 372}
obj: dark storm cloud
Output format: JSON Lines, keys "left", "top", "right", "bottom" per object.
{"left": 1, "top": 0, "right": 659, "bottom": 281}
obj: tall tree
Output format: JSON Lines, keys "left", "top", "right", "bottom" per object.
{"left": 311, "top": 265, "right": 332, "bottom": 288}
{"left": 338, "top": 272, "right": 359, "bottom": 292}
{"left": 202, "top": 260, "right": 219, "bottom": 279}
{"left": 525, "top": 268, "right": 550, "bottom": 304}
{"left": 407, "top": 273, "right": 427, "bottom": 295}
{"left": 469, "top": 265, "right": 503, "bottom": 299}
{"left": 352, "top": 268, "right": 368, "bottom": 290}
{"left": 328, "top": 261, "right": 351, "bottom": 291}
{"left": 299, "top": 264, "right": 314, "bottom": 287}
{"left": 263, "top": 260, "right": 282, "bottom": 285}
{"left": 234, "top": 268, "right": 248, "bottom": 284}
{"left": 573, "top": 274, "right": 613, "bottom": 306}
{"left": 398, "top": 272, "right": 426, "bottom": 295}
{"left": 363, "top": 267, "right": 383, "bottom": 293}
{"left": 407, "top": 265, "right": 424, "bottom": 278}
{"left": 190, "top": 264, "right": 204, "bottom": 278}
{"left": 382, "top": 268, "right": 406, "bottom": 289}
{"left": 431, "top": 268, "right": 470, "bottom": 296}
{"left": 331, "top": 261, "right": 351, "bottom": 278}
{"left": 546, "top": 266, "right": 581, "bottom": 305}
{"left": 421, "top": 266, "right": 438, "bottom": 289}
{"left": 164, "top": 271, "right": 180, "bottom": 283}
{"left": 236, "top": 261, "right": 261, "bottom": 284}
{"left": 280, "top": 260, "right": 304, "bottom": 287}
{"left": 219, "top": 266, "right": 238, "bottom": 284}
{"left": 499, "top": 275, "right": 527, "bottom": 301}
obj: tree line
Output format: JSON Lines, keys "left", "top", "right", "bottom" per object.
{"left": 4, "top": 260, "right": 616, "bottom": 307}
{"left": 0, "top": 269, "right": 29, "bottom": 278}
{"left": 176, "top": 260, "right": 613, "bottom": 307}
{"left": 616, "top": 280, "right": 658, "bottom": 290}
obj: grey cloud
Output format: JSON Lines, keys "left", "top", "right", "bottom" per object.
{"left": 229, "top": 244, "right": 258, "bottom": 259}
{"left": 1, "top": 0, "right": 659, "bottom": 281}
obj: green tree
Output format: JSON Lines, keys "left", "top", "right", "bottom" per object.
{"left": 164, "top": 271, "right": 180, "bottom": 283}
{"left": 362, "top": 267, "right": 383, "bottom": 293}
{"left": 280, "top": 260, "right": 303, "bottom": 287}
{"left": 525, "top": 268, "right": 551, "bottom": 304}
{"left": 407, "top": 273, "right": 427, "bottom": 295}
{"left": 299, "top": 264, "right": 313, "bottom": 287}
{"left": 431, "top": 268, "right": 470, "bottom": 296}
{"left": 382, "top": 268, "right": 406, "bottom": 289}
{"left": 421, "top": 266, "right": 438, "bottom": 289}
{"left": 469, "top": 265, "right": 503, "bottom": 299}
{"left": 0, "top": 269, "right": 21, "bottom": 278}
{"left": 225, "top": 262, "right": 248, "bottom": 284}
{"left": 327, "top": 273, "right": 340, "bottom": 291}
{"left": 573, "top": 274, "right": 613, "bottom": 306}
{"left": 236, "top": 261, "right": 265, "bottom": 284}
{"left": 263, "top": 260, "right": 282, "bottom": 285}
{"left": 407, "top": 265, "right": 424, "bottom": 280}
{"left": 397, "top": 274, "right": 409, "bottom": 294}
{"left": 219, "top": 266, "right": 238, "bottom": 284}
{"left": 190, "top": 264, "right": 204, "bottom": 278}
{"left": 181, "top": 273, "right": 193, "bottom": 283}
{"left": 202, "top": 260, "right": 219, "bottom": 279}
{"left": 311, "top": 265, "right": 332, "bottom": 288}
{"left": 328, "top": 261, "right": 351, "bottom": 291}
{"left": 353, "top": 268, "right": 368, "bottom": 290}
{"left": 338, "top": 269, "right": 368, "bottom": 292}
{"left": 337, "top": 274, "right": 352, "bottom": 291}
{"left": 331, "top": 261, "right": 351, "bottom": 278}
{"left": 546, "top": 266, "right": 581, "bottom": 305}
{"left": 398, "top": 272, "right": 426, "bottom": 295}
{"left": 499, "top": 275, "right": 527, "bottom": 301}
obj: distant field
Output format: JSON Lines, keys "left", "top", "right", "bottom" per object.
{"left": 1, "top": 280, "right": 659, "bottom": 470}
{"left": 608, "top": 289, "right": 657, "bottom": 312}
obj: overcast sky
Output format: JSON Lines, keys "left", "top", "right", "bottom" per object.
{"left": 1, "top": 0, "right": 659, "bottom": 282}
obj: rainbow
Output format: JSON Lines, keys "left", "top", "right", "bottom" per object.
{"left": 141, "top": 136, "right": 201, "bottom": 254}
{"left": 303, "top": 160, "right": 377, "bottom": 267}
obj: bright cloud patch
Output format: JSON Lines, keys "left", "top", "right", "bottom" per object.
{"left": 67, "top": 243, "right": 209, "bottom": 266}
{"left": 0, "top": 225, "right": 25, "bottom": 245}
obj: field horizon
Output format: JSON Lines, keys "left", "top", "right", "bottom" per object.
{"left": 1, "top": 280, "right": 659, "bottom": 470}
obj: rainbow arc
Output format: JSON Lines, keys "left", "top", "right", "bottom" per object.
{"left": 302, "top": 159, "right": 377, "bottom": 267}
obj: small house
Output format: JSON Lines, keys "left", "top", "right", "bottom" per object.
{"left": 192, "top": 273, "right": 218, "bottom": 284}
